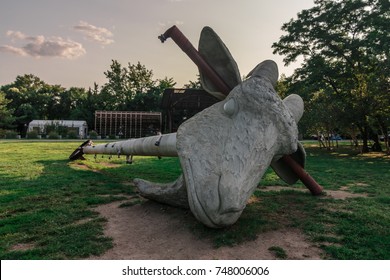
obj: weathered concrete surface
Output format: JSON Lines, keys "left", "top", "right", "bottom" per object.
{"left": 198, "top": 26, "right": 241, "bottom": 100}
{"left": 82, "top": 26, "right": 306, "bottom": 229}
{"left": 176, "top": 61, "right": 303, "bottom": 228}
{"left": 134, "top": 175, "right": 188, "bottom": 209}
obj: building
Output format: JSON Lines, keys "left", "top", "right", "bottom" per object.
{"left": 94, "top": 111, "right": 162, "bottom": 139}
{"left": 28, "top": 120, "right": 88, "bottom": 138}
{"left": 161, "top": 88, "right": 220, "bottom": 132}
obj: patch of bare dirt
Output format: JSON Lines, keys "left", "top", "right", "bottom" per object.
{"left": 324, "top": 190, "right": 367, "bottom": 199}
{"left": 10, "top": 243, "right": 35, "bottom": 252}
{"left": 99, "top": 162, "right": 121, "bottom": 168}
{"left": 88, "top": 200, "right": 323, "bottom": 260}
{"left": 70, "top": 162, "right": 100, "bottom": 173}
{"left": 260, "top": 186, "right": 368, "bottom": 200}
{"left": 70, "top": 161, "right": 121, "bottom": 175}
{"left": 260, "top": 186, "right": 307, "bottom": 193}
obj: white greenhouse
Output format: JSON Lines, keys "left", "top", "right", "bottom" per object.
{"left": 28, "top": 120, "right": 88, "bottom": 138}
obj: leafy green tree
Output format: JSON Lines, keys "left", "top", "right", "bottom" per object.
{"left": 126, "top": 62, "right": 155, "bottom": 97}
{"left": 184, "top": 75, "right": 202, "bottom": 89}
{"left": 0, "top": 91, "right": 15, "bottom": 129}
{"left": 47, "top": 87, "right": 88, "bottom": 120}
{"left": 273, "top": 0, "right": 389, "bottom": 152}
{"left": 100, "top": 60, "right": 175, "bottom": 111}
{"left": 0, "top": 62, "right": 177, "bottom": 136}
{"left": 41, "top": 84, "right": 66, "bottom": 119}
{"left": 100, "top": 60, "right": 128, "bottom": 110}
{"left": 101, "top": 60, "right": 157, "bottom": 110}
{"left": 132, "top": 77, "right": 176, "bottom": 111}
{"left": 1, "top": 74, "right": 68, "bottom": 134}
{"left": 1, "top": 75, "right": 45, "bottom": 133}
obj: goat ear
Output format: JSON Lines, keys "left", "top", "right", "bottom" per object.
{"left": 271, "top": 141, "right": 306, "bottom": 185}
{"left": 283, "top": 94, "right": 304, "bottom": 123}
{"left": 198, "top": 26, "right": 241, "bottom": 100}
{"left": 247, "top": 60, "right": 278, "bottom": 88}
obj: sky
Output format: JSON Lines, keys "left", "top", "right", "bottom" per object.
{"left": 0, "top": 0, "right": 315, "bottom": 89}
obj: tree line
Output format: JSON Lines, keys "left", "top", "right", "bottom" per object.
{"left": 1, "top": 0, "right": 389, "bottom": 153}
{"left": 273, "top": 0, "right": 389, "bottom": 152}
{"left": 0, "top": 61, "right": 180, "bottom": 137}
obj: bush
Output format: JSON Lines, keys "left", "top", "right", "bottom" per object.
{"left": 5, "top": 131, "right": 18, "bottom": 139}
{"left": 48, "top": 131, "right": 59, "bottom": 139}
{"left": 0, "top": 129, "right": 6, "bottom": 138}
{"left": 44, "top": 124, "right": 57, "bottom": 135}
{"left": 109, "top": 134, "right": 116, "bottom": 139}
{"left": 57, "top": 125, "right": 68, "bottom": 138}
{"left": 67, "top": 131, "right": 78, "bottom": 139}
{"left": 89, "top": 130, "right": 98, "bottom": 139}
{"left": 27, "top": 131, "right": 39, "bottom": 139}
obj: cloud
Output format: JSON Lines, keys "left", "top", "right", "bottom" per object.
{"left": 0, "top": 31, "right": 86, "bottom": 59}
{"left": 6, "top": 30, "right": 27, "bottom": 41}
{"left": 73, "top": 21, "right": 114, "bottom": 45}
{"left": 0, "top": 45, "right": 27, "bottom": 56}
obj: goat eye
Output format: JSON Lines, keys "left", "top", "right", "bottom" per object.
{"left": 223, "top": 98, "right": 237, "bottom": 117}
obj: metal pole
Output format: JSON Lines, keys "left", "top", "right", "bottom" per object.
{"left": 281, "top": 154, "right": 323, "bottom": 195}
{"left": 159, "top": 26, "right": 231, "bottom": 95}
{"left": 69, "top": 133, "right": 178, "bottom": 161}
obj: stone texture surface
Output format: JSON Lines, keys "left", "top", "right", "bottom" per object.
{"left": 84, "top": 60, "right": 304, "bottom": 228}
{"left": 131, "top": 60, "right": 305, "bottom": 228}
{"left": 81, "top": 51, "right": 305, "bottom": 228}
{"left": 198, "top": 26, "right": 241, "bottom": 100}
{"left": 134, "top": 175, "right": 188, "bottom": 209}
{"left": 176, "top": 65, "right": 303, "bottom": 227}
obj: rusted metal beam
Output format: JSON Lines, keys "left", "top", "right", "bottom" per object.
{"left": 281, "top": 154, "right": 323, "bottom": 195}
{"left": 159, "top": 25, "right": 231, "bottom": 96}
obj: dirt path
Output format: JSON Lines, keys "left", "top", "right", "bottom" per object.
{"left": 260, "top": 186, "right": 368, "bottom": 199}
{"left": 89, "top": 199, "right": 323, "bottom": 260}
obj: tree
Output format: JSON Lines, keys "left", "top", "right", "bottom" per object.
{"left": 132, "top": 77, "right": 176, "bottom": 111}
{"left": 0, "top": 62, "right": 178, "bottom": 136}
{"left": 0, "top": 74, "right": 68, "bottom": 134}
{"left": 0, "top": 91, "right": 15, "bottom": 129}
{"left": 100, "top": 60, "right": 176, "bottom": 111}
{"left": 184, "top": 75, "right": 202, "bottom": 89}
{"left": 1, "top": 74, "right": 46, "bottom": 134}
{"left": 47, "top": 87, "right": 88, "bottom": 120}
{"left": 101, "top": 60, "right": 157, "bottom": 111}
{"left": 273, "top": 0, "right": 390, "bottom": 152}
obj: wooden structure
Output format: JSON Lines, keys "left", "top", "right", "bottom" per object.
{"left": 94, "top": 111, "right": 161, "bottom": 139}
{"left": 161, "top": 88, "right": 219, "bottom": 132}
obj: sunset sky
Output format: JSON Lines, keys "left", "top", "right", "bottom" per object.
{"left": 0, "top": 0, "right": 314, "bottom": 89}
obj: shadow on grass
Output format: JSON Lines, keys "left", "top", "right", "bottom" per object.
{"left": 1, "top": 146, "right": 389, "bottom": 260}
{"left": 0, "top": 158, "right": 138, "bottom": 260}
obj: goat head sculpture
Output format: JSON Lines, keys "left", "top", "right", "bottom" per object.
{"left": 134, "top": 27, "right": 306, "bottom": 228}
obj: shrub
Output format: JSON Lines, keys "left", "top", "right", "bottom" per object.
{"left": 57, "top": 125, "right": 68, "bottom": 137}
{"left": 5, "top": 131, "right": 18, "bottom": 139}
{"left": 89, "top": 130, "right": 98, "bottom": 139}
{"left": 48, "top": 131, "right": 59, "bottom": 139}
{"left": 27, "top": 131, "right": 39, "bottom": 139}
{"left": 67, "top": 131, "right": 78, "bottom": 139}
{"left": 109, "top": 134, "right": 116, "bottom": 139}
{"left": 44, "top": 124, "right": 57, "bottom": 135}
{"left": 0, "top": 129, "right": 6, "bottom": 138}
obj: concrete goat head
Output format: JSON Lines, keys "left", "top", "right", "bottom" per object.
{"left": 135, "top": 26, "right": 306, "bottom": 228}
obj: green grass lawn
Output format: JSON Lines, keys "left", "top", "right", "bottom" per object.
{"left": 0, "top": 140, "right": 389, "bottom": 259}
